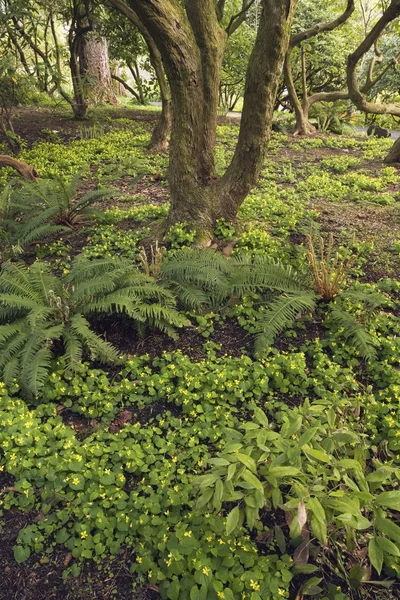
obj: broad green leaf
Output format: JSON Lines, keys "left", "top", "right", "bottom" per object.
{"left": 213, "top": 479, "right": 224, "bottom": 511}
{"left": 376, "top": 536, "right": 400, "bottom": 556}
{"left": 13, "top": 545, "right": 31, "bottom": 563}
{"left": 298, "top": 427, "right": 319, "bottom": 447}
{"left": 195, "top": 474, "right": 219, "bottom": 488}
{"left": 236, "top": 453, "right": 257, "bottom": 474}
{"left": 375, "top": 516, "right": 400, "bottom": 543}
{"left": 196, "top": 487, "right": 214, "bottom": 509}
{"left": 226, "top": 506, "right": 240, "bottom": 535}
{"left": 303, "top": 446, "right": 331, "bottom": 463}
{"left": 242, "top": 469, "right": 264, "bottom": 495}
{"left": 268, "top": 466, "right": 300, "bottom": 477}
{"left": 253, "top": 407, "right": 269, "bottom": 427}
{"left": 368, "top": 537, "right": 384, "bottom": 575}
{"left": 226, "top": 463, "right": 237, "bottom": 481}
{"left": 307, "top": 497, "right": 326, "bottom": 525}
{"left": 375, "top": 491, "right": 400, "bottom": 510}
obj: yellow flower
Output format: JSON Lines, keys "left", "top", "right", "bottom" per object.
{"left": 217, "top": 592, "right": 225, "bottom": 599}
{"left": 184, "top": 530, "right": 192, "bottom": 537}
{"left": 250, "top": 580, "right": 260, "bottom": 591}
{"left": 202, "top": 566, "right": 210, "bottom": 576}
{"left": 137, "top": 557, "right": 143, "bottom": 563}
{"left": 278, "top": 589, "right": 286, "bottom": 597}
{"left": 80, "top": 531, "right": 88, "bottom": 539}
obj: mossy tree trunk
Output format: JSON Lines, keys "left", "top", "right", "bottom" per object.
{"left": 109, "top": 0, "right": 295, "bottom": 239}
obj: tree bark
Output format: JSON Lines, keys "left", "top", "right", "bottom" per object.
{"left": 109, "top": 0, "right": 294, "bottom": 237}
{"left": 384, "top": 136, "right": 400, "bottom": 163}
{"left": 81, "top": 36, "right": 118, "bottom": 105}
{"left": 106, "top": 0, "right": 172, "bottom": 151}
{"left": 0, "top": 155, "right": 39, "bottom": 181}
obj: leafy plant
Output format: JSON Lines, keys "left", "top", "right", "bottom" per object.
{"left": 0, "top": 257, "right": 187, "bottom": 396}
{"left": 229, "top": 239, "right": 386, "bottom": 359}
{"left": 16, "top": 173, "right": 116, "bottom": 226}
{"left": 195, "top": 402, "right": 400, "bottom": 586}
{"left": 0, "top": 184, "right": 66, "bottom": 262}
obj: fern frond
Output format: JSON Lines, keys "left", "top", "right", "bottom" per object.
{"left": 254, "top": 292, "right": 317, "bottom": 355}
{"left": 341, "top": 289, "right": 386, "bottom": 310}
{"left": 63, "top": 329, "right": 83, "bottom": 372}
{"left": 2, "top": 357, "right": 20, "bottom": 385}
{"left": 68, "top": 314, "right": 121, "bottom": 364}
{"left": 327, "top": 306, "right": 378, "bottom": 360}
{"left": 21, "top": 346, "right": 53, "bottom": 396}
{"left": 230, "top": 255, "right": 306, "bottom": 295}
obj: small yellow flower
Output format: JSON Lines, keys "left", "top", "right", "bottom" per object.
{"left": 250, "top": 580, "right": 260, "bottom": 591}
{"left": 217, "top": 592, "right": 225, "bottom": 599}
{"left": 184, "top": 530, "right": 192, "bottom": 537}
{"left": 137, "top": 557, "right": 143, "bottom": 564}
{"left": 80, "top": 531, "right": 88, "bottom": 539}
{"left": 202, "top": 566, "right": 210, "bottom": 576}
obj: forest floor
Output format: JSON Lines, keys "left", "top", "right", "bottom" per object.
{"left": 0, "top": 105, "right": 400, "bottom": 600}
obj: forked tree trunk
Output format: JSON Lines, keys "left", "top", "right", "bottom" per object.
{"left": 115, "top": 0, "right": 295, "bottom": 238}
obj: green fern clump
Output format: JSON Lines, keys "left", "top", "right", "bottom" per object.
{"left": 229, "top": 250, "right": 385, "bottom": 360}
{"left": 0, "top": 257, "right": 188, "bottom": 397}
{"left": 159, "top": 247, "right": 232, "bottom": 310}
{"left": 0, "top": 184, "right": 66, "bottom": 262}
{"left": 15, "top": 172, "right": 116, "bottom": 226}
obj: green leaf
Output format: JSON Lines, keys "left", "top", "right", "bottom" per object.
{"left": 268, "top": 466, "right": 300, "bottom": 478}
{"left": 303, "top": 446, "right": 331, "bottom": 463}
{"left": 375, "top": 491, "right": 400, "bottom": 510}
{"left": 226, "top": 463, "right": 237, "bottom": 481}
{"left": 298, "top": 427, "right": 319, "bottom": 447}
{"left": 213, "top": 479, "right": 224, "bottom": 511}
{"left": 375, "top": 516, "right": 400, "bottom": 543}
{"left": 226, "top": 506, "right": 240, "bottom": 535}
{"left": 195, "top": 474, "right": 219, "bottom": 488}
{"left": 376, "top": 536, "right": 400, "bottom": 556}
{"left": 13, "top": 545, "right": 31, "bottom": 563}
{"left": 196, "top": 487, "right": 214, "bottom": 509}
{"left": 242, "top": 469, "right": 264, "bottom": 495}
{"left": 368, "top": 537, "right": 384, "bottom": 575}
{"left": 253, "top": 407, "right": 269, "bottom": 427}
{"left": 307, "top": 497, "right": 326, "bottom": 525}
{"left": 236, "top": 453, "right": 257, "bottom": 474}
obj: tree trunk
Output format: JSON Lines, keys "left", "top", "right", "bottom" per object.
{"left": 384, "top": 136, "right": 400, "bottom": 163}
{"left": 81, "top": 36, "right": 118, "bottom": 105}
{"left": 147, "top": 43, "right": 171, "bottom": 152}
{"left": 284, "top": 50, "right": 316, "bottom": 135}
{"left": 111, "top": 0, "right": 294, "bottom": 238}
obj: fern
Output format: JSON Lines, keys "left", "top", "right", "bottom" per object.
{"left": 159, "top": 247, "right": 231, "bottom": 309}
{"left": 230, "top": 255, "right": 306, "bottom": 295}
{"left": 0, "top": 256, "right": 189, "bottom": 397}
{"left": 254, "top": 292, "right": 317, "bottom": 355}
{"left": 327, "top": 306, "right": 378, "bottom": 360}
{"left": 16, "top": 173, "right": 115, "bottom": 226}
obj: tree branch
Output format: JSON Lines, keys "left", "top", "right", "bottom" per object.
{"left": 0, "top": 155, "right": 39, "bottom": 181}
{"left": 111, "top": 74, "right": 140, "bottom": 100}
{"left": 347, "top": 0, "right": 400, "bottom": 116}
{"left": 226, "top": 0, "right": 256, "bottom": 36}
{"left": 290, "top": 0, "right": 355, "bottom": 48}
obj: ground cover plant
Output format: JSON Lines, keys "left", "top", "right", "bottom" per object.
{"left": 0, "top": 105, "right": 400, "bottom": 600}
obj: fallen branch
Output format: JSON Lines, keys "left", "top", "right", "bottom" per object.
{"left": 0, "top": 155, "right": 40, "bottom": 181}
